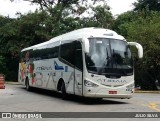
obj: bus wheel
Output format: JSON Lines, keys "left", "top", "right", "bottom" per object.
{"left": 25, "top": 78, "right": 30, "bottom": 91}
{"left": 61, "top": 81, "right": 67, "bottom": 100}
{"left": 95, "top": 98, "right": 103, "bottom": 101}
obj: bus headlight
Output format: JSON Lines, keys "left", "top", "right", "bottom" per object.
{"left": 126, "top": 83, "right": 134, "bottom": 91}
{"left": 84, "top": 80, "right": 99, "bottom": 87}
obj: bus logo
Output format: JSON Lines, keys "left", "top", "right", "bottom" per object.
{"left": 54, "top": 61, "right": 64, "bottom": 70}
{"left": 108, "top": 79, "right": 127, "bottom": 83}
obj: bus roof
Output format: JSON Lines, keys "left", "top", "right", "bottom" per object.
{"left": 22, "top": 27, "right": 125, "bottom": 52}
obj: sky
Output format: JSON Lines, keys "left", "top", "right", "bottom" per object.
{"left": 0, "top": 0, "right": 137, "bottom": 18}
{"left": 108, "top": 0, "right": 137, "bottom": 15}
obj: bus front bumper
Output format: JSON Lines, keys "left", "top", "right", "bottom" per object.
{"left": 83, "top": 88, "right": 134, "bottom": 99}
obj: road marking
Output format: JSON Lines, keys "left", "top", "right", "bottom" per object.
{"left": 143, "top": 102, "right": 160, "bottom": 112}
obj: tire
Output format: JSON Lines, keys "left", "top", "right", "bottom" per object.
{"left": 25, "top": 78, "right": 30, "bottom": 91}
{"left": 95, "top": 98, "right": 103, "bottom": 101}
{"left": 61, "top": 81, "right": 67, "bottom": 100}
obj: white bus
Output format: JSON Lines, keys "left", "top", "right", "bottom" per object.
{"left": 18, "top": 27, "right": 143, "bottom": 99}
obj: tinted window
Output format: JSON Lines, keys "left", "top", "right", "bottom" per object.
{"left": 22, "top": 41, "right": 60, "bottom": 61}
{"left": 60, "top": 40, "right": 75, "bottom": 66}
{"left": 20, "top": 50, "right": 32, "bottom": 62}
{"left": 85, "top": 38, "right": 133, "bottom": 76}
{"left": 20, "top": 51, "right": 25, "bottom": 62}
{"left": 45, "top": 41, "right": 59, "bottom": 59}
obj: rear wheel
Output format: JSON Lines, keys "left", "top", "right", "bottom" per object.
{"left": 25, "top": 78, "right": 30, "bottom": 91}
{"left": 95, "top": 98, "right": 103, "bottom": 101}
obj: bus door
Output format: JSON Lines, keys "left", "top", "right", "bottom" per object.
{"left": 74, "top": 41, "right": 83, "bottom": 96}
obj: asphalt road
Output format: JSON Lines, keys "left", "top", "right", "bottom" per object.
{"left": 0, "top": 84, "right": 159, "bottom": 121}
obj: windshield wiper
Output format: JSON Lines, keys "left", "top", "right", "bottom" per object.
{"left": 105, "top": 73, "right": 121, "bottom": 79}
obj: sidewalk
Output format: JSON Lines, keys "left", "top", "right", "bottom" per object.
{"left": 135, "top": 90, "right": 160, "bottom": 93}
{"left": 5, "top": 81, "right": 20, "bottom": 85}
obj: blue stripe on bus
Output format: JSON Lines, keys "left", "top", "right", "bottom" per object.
{"left": 54, "top": 61, "right": 64, "bottom": 70}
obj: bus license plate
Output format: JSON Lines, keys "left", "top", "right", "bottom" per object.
{"left": 109, "top": 91, "right": 117, "bottom": 94}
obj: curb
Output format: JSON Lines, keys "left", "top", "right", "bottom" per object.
{"left": 5, "top": 82, "right": 20, "bottom": 85}
{"left": 135, "top": 91, "right": 160, "bottom": 94}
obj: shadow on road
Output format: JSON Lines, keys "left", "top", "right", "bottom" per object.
{"left": 20, "top": 86, "right": 129, "bottom": 105}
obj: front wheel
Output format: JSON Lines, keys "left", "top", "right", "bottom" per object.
{"left": 61, "top": 81, "right": 67, "bottom": 100}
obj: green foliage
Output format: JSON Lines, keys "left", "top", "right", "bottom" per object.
{"left": 0, "top": 11, "right": 53, "bottom": 80}
{"left": 134, "top": 0, "right": 160, "bottom": 11}
{"left": 114, "top": 10, "right": 160, "bottom": 90}
{"left": 114, "top": 0, "right": 160, "bottom": 90}
{"left": 0, "top": 55, "right": 7, "bottom": 74}
{"left": 91, "top": 4, "right": 113, "bottom": 28}
{"left": 113, "top": 11, "right": 136, "bottom": 36}
{"left": 113, "top": 0, "right": 160, "bottom": 90}
{"left": 0, "top": 0, "right": 113, "bottom": 81}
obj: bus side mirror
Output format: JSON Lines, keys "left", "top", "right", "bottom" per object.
{"left": 83, "top": 38, "right": 89, "bottom": 53}
{"left": 128, "top": 42, "right": 143, "bottom": 58}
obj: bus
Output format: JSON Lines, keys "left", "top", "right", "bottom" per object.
{"left": 18, "top": 27, "right": 143, "bottom": 99}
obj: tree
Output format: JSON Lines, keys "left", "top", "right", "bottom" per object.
{"left": 133, "top": 0, "right": 160, "bottom": 11}
{"left": 113, "top": 11, "right": 136, "bottom": 36}
{"left": 114, "top": 10, "right": 160, "bottom": 90}
{"left": 91, "top": 4, "right": 113, "bottom": 28}
{"left": 0, "top": 0, "right": 114, "bottom": 81}
{"left": 0, "top": 11, "right": 53, "bottom": 80}
{"left": 0, "top": 56, "right": 7, "bottom": 76}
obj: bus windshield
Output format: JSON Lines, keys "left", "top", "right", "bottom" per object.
{"left": 85, "top": 38, "right": 133, "bottom": 76}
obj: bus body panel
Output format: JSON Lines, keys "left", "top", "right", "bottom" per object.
{"left": 74, "top": 69, "right": 83, "bottom": 96}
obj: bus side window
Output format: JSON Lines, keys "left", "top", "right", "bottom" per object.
{"left": 60, "top": 41, "right": 75, "bottom": 66}
{"left": 20, "top": 52, "right": 24, "bottom": 63}
{"left": 46, "top": 41, "right": 59, "bottom": 59}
